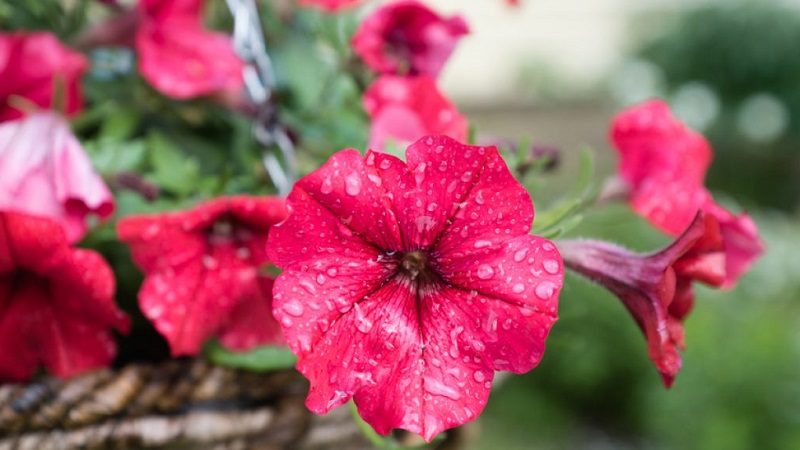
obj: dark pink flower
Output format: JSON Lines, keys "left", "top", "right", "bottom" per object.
{"left": 0, "top": 211, "right": 129, "bottom": 382}
{"left": 136, "top": 0, "right": 244, "bottom": 99}
{"left": 558, "top": 213, "right": 725, "bottom": 387}
{"left": 117, "top": 196, "right": 287, "bottom": 356}
{"left": 610, "top": 99, "right": 764, "bottom": 288}
{"left": 363, "top": 75, "right": 467, "bottom": 152}
{"left": 0, "top": 112, "right": 114, "bottom": 243}
{"left": 352, "top": 0, "right": 469, "bottom": 77}
{"left": 297, "top": 0, "right": 362, "bottom": 12}
{"left": 0, "top": 32, "right": 88, "bottom": 122}
{"left": 268, "top": 135, "right": 563, "bottom": 441}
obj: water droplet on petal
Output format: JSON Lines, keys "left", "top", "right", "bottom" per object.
{"left": 476, "top": 264, "right": 495, "bottom": 280}
{"left": 202, "top": 255, "right": 218, "bottom": 270}
{"left": 473, "top": 371, "right": 486, "bottom": 383}
{"left": 379, "top": 159, "right": 392, "bottom": 170}
{"left": 475, "top": 190, "right": 485, "bottom": 205}
{"left": 512, "top": 283, "right": 525, "bottom": 294}
{"left": 326, "top": 267, "right": 338, "bottom": 277}
{"left": 316, "top": 273, "right": 326, "bottom": 285}
{"left": 535, "top": 281, "right": 556, "bottom": 299}
{"left": 424, "top": 376, "right": 461, "bottom": 400}
{"left": 474, "top": 240, "right": 492, "bottom": 249}
{"left": 345, "top": 173, "right": 362, "bottom": 196}
{"left": 543, "top": 259, "right": 560, "bottom": 274}
{"left": 542, "top": 242, "right": 555, "bottom": 252}
{"left": 282, "top": 300, "right": 304, "bottom": 317}
{"left": 513, "top": 248, "right": 528, "bottom": 262}
{"left": 320, "top": 177, "right": 333, "bottom": 194}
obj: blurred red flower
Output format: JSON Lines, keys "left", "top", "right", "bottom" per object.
{"left": 0, "top": 32, "right": 87, "bottom": 122}
{"left": 0, "top": 112, "right": 114, "bottom": 243}
{"left": 611, "top": 99, "right": 764, "bottom": 288}
{"left": 117, "top": 196, "right": 287, "bottom": 356}
{"left": 136, "top": 0, "right": 244, "bottom": 99}
{"left": 268, "top": 135, "right": 563, "bottom": 441}
{"left": 296, "top": 0, "right": 362, "bottom": 12}
{"left": 0, "top": 212, "right": 129, "bottom": 382}
{"left": 352, "top": 0, "right": 468, "bottom": 77}
{"left": 363, "top": 75, "right": 467, "bottom": 152}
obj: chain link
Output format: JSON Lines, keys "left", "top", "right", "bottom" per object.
{"left": 225, "top": 0, "right": 296, "bottom": 196}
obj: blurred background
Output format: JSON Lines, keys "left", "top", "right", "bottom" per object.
{"left": 431, "top": 1, "right": 800, "bottom": 449}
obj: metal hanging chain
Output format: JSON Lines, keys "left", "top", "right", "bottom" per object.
{"left": 225, "top": 0, "right": 296, "bottom": 196}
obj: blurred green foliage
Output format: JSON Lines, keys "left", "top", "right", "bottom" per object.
{"left": 631, "top": 0, "right": 800, "bottom": 211}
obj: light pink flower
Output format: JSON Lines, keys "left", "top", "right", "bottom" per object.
{"left": 352, "top": 0, "right": 469, "bottom": 77}
{"left": 0, "top": 31, "right": 88, "bottom": 122}
{"left": 0, "top": 112, "right": 114, "bottom": 243}
{"left": 268, "top": 135, "right": 563, "bottom": 441}
{"left": 364, "top": 75, "right": 467, "bottom": 152}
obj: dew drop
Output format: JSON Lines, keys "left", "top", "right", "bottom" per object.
{"left": 320, "top": 177, "right": 333, "bottom": 194}
{"left": 427, "top": 202, "right": 438, "bottom": 212}
{"left": 202, "top": 255, "right": 218, "bottom": 270}
{"left": 474, "top": 240, "right": 492, "bottom": 249}
{"left": 414, "top": 163, "right": 427, "bottom": 184}
{"left": 326, "top": 267, "right": 339, "bottom": 277}
{"left": 379, "top": 159, "right": 392, "bottom": 170}
{"left": 345, "top": 173, "right": 362, "bottom": 196}
{"left": 535, "top": 281, "right": 556, "bottom": 299}
{"left": 542, "top": 242, "right": 555, "bottom": 252}
{"left": 543, "top": 259, "right": 560, "bottom": 274}
{"left": 476, "top": 264, "right": 495, "bottom": 280}
{"left": 424, "top": 376, "right": 462, "bottom": 400}
{"left": 512, "top": 283, "right": 525, "bottom": 294}
{"left": 316, "top": 273, "right": 326, "bottom": 285}
{"left": 474, "top": 190, "right": 485, "bottom": 205}
{"left": 299, "top": 279, "right": 317, "bottom": 294}
{"left": 513, "top": 248, "right": 528, "bottom": 262}
{"left": 282, "top": 300, "right": 304, "bottom": 317}
{"left": 473, "top": 371, "right": 486, "bottom": 383}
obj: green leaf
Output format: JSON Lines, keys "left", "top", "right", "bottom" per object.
{"left": 84, "top": 138, "right": 147, "bottom": 175}
{"left": 100, "top": 107, "right": 140, "bottom": 140}
{"left": 573, "top": 146, "right": 596, "bottom": 197}
{"left": 204, "top": 340, "right": 298, "bottom": 372}
{"left": 147, "top": 131, "right": 201, "bottom": 197}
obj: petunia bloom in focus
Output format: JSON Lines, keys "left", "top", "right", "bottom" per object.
{"left": 0, "top": 32, "right": 88, "bottom": 122}
{"left": 0, "top": 112, "right": 114, "bottom": 243}
{"left": 117, "top": 196, "right": 287, "bottom": 356}
{"left": 352, "top": 0, "right": 469, "bottom": 77}
{"left": 268, "top": 135, "right": 563, "bottom": 441}
{"left": 610, "top": 99, "right": 764, "bottom": 288}
{"left": 363, "top": 75, "right": 467, "bottom": 153}
{"left": 136, "top": 0, "right": 244, "bottom": 99}
{"left": 0, "top": 212, "right": 129, "bottom": 382}
{"left": 558, "top": 213, "right": 725, "bottom": 387}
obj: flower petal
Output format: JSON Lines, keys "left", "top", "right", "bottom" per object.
{"left": 217, "top": 276, "right": 285, "bottom": 351}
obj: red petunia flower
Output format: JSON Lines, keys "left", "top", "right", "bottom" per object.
{"left": 610, "top": 99, "right": 764, "bottom": 288}
{"left": 117, "top": 196, "right": 287, "bottom": 356}
{"left": 267, "top": 135, "right": 563, "bottom": 441}
{"left": 0, "top": 32, "right": 88, "bottom": 122}
{"left": 0, "top": 211, "right": 129, "bottom": 382}
{"left": 0, "top": 112, "right": 114, "bottom": 243}
{"left": 296, "top": 0, "right": 362, "bottom": 12}
{"left": 363, "top": 75, "right": 467, "bottom": 153}
{"left": 352, "top": 0, "right": 469, "bottom": 78}
{"left": 135, "top": 0, "right": 244, "bottom": 99}
{"left": 558, "top": 213, "right": 725, "bottom": 387}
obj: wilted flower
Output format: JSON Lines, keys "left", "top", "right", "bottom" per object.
{"left": 0, "top": 31, "right": 88, "bottom": 122}
{"left": 0, "top": 211, "right": 129, "bottom": 382}
{"left": 558, "top": 213, "right": 725, "bottom": 386}
{"left": 0, "top": 112, "right": 114, "bottom": 243}
{"left": 363, "top": 75, "right": 467, "bottom": 152}
{"left": 611, "top": 99, "right": 764, "bottom": 288}
{"left": 352, "top": 0, "right": 469, "bottom": 77}
{"left": 117, "top": 196, "right": 287, "bottom": 355}
{"left": 268, "top": 135, "right": 563, "bottom": 441}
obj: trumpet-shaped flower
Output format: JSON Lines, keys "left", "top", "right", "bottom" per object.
{"left": 0, "top": 112, "right": 114, "bottom": 243}
{"left": 0, "top": 31, "right": 88, "bottom": 122}
{"left": 268, "top": 135, "right": 563, "bottom": 441}
{"left": 117, "top": 196, "right": 287, "bottom": 355}
{"left": 364, "top": 75, "right": 467, "bottom": 152}
{"left": 0, "top": 212, "right": 129, "bottom": 382}
{"left": 558, "top": 213, "right": 725, "bottom": 386}
{"left": 352, "top": 0, "right": 468, "bottom": 77}
{"left": 611, "top": 99, "right": 764, "bottom": 288}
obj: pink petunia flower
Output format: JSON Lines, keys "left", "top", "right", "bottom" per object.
{"left": 363, "top": 75, "right": 467, "bottom": 153}
{"left": 296, "top": 0, "right": 362, "bottom": 12}
{"left": 0, "top": 32, "right": 88, "bottom": 122}
{"left": 0, "top": 112, "right": 114, "bottom": 243}
{"left": 0, "top": 211, "right": 130, "bottom": 382}
{"left": 267, "top": 135, "right": 563, "bottom": 441}
{"left": 352, "top": 0, "right": 468, "bottom": 78}
{"left": 558, "top": 213, "right": 725, "bottom": 387}
{"left": 117, "top": 196, "right": 288, "bottom": 356}
{"left": 610, "top": 99, "right": 764, "bottom": 288}
{"left": 136, "top": 0, "right": 244, "bottom": 99}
